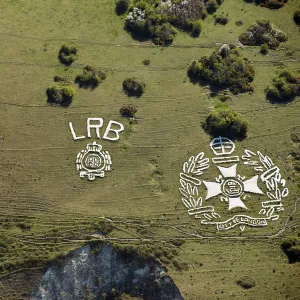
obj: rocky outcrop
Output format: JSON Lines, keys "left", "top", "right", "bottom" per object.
{"left": 31, "top": 243, "right": 183, "bottom": 300}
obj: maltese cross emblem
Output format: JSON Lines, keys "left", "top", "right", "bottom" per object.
{"left": 203, "top": 164, "right": 263, "bottom": 210}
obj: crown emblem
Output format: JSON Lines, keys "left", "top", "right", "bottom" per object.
{"left": 76, "top": 141, "right": 112, "bottom": 181}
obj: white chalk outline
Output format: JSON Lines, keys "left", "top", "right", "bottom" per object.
{"left": 76, "top": 141, "right": 112, "bottom": 181}
{"left": 179, "top": 137, "right": 289, "bottom": 232}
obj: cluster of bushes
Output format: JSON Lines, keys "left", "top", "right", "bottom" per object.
{"left": 281, "top": 235, "right": 300, "bottom": 263}
{"left": 265, "top": 70, "right": 300, "bottom": 102}
{"left": 202, "top": 105, "right": 248, "bottom": 139}
{"left": 75, "top": 65, "right": 106, "bottom": 89}
{"left": 46, "top": 85, "right": 75, "bottom": 107}
{"left": 188, "top": 44, "right": 255, "bottom": 94}
{"left": 58, "top": 44, "right": 78, "bottom": 65}
{"left": 244, "top": 0, "right": 288, "bottom": 9}
{"left": 120, "top": 0, "right": 224, "bottom": 44}
{"left": 239, "top": 19, "right": 287, "bottom": 49}
{"left": 123, "top": 77, "right": 145, "bottom": 97}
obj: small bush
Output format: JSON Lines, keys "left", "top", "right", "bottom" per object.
{"left": 125, "top": 7, "right": 149, "bottom": 38}
{"left": 235, "top": 20, "right": 244, "bottom": 26}
{"left": 206, "top": 0, "right": 219, "bottom": 14}
{"left": 91, "top": 218, "right": 114, "bottom": 235}
{"left": 260, "top": 43, "right": 269, "bottom": 54}
{"left": 281, "top": 236, "right": 300, "bottom": 263}
{"left": 75, "top": 65, "right": 106, "bottom": 89}
{"left": 215, "top": 15, "right": 228, "bottom": 25}
{"left": 191, "top": 20, "right": 203, "bottom": 37}
{"left": 294, "top": 11, "right": 300, "bottom": 25}
{"left": 236, "top": 276, "right": 256, "bottom": 289}
{"left": 58, "top": 44, "right": 78, "bottom": 65}
{"left": 239, "top": 19, "right": 287, "bottom": 49}
{"left": 265, "top": 70, "right": 300, "bottom": 102}
{"left": 151, "top": 23, "right": 177, "bottom": 46}
{"left": 142, "top": 59, "right": 150, "bottom": 66}
{"left": 53, "top": 75, "right": 68, "bottom": 82}
{"left": 123, "top": 77, "right": 145, "bottom": 97}
{"left": 116, "top": 0, "right": 130, "bottom": 15}
{"left": 203, "top": 106, "right": 248, "bottom": 140}
{"left": 172, "top": 259, "right": 189, "bottom": 271}
{"left": 120, "top": 104, "right": 137, "bottom": 118}
{"left": 219, "top": 93, "right": 231, "bottom": 102}
{"left": 46, "top": 85, "right": 75, "bottom": 106}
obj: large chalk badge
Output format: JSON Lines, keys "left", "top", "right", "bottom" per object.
{"left": 69, "top": 118, "right": 124, "bottom": 181}
{"left": 179, "top": 137, "right": 289, "bottom": 232}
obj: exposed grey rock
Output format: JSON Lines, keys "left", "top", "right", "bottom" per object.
{"left": 31, "top": 243, "right": 183, "bottom": 300}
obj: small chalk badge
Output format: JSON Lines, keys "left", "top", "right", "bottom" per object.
{"left": 179, "top": 137, "right": 289, "bottom": 232}
{"left": 76, "top": 141, "right": 112, "bottom": 181}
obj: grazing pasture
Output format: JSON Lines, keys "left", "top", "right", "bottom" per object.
{"left": 0, "top": 0, "right": 299, "bottom": 299}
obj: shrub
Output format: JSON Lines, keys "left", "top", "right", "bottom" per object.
{"left": 206, "top": 0, "right": 218, "bottom": 14}
{"left": 188, "top": 44, "right": 255, "bottom": 94}
{"left": 191, "top": 20, "right": 203, "bottom": 37}
{"left": 120, "top": 104, "right": 137, "bottom": 118}
{"left": 215, "top": 15, "right": 228, "bottom": 25}
{"left": 281, "top": 236, "right": 300, "bottom": 263}
{"left": 239, "top": 19, "right": 287, "bottom": 49}
{"left": 203, "top": 106, "right": 248, "bottom": 140}
{"left": 75, "top": 65, "right": 106, "bottom": 89}
{"left": 91, "top": 218, "right": 114, "bottom": 235}
{"left": 142, "top": 59, "right": 150, "bottom": 66}
{"left": 116, "top": 0, "right": 130, "bottom": 15}
{"left": 58, "top": 44, "right": 78, "bottom": 65}
{"left": 123, "top": 77, "right": 145, "bottom": 97}
{"left": 125, "top": 7, "right": 149, "bottom": 38}
{"left": 265, "top": 70, "right": 300, "bottom": 102}
{"left": 46, "top": 85, "right": 75, "bottom": 106}
{"left": 235, "top": 20, "right": 243, "bottom": 26}
{"left": 260, "top": 43, "right": 269, "bottom": 54}
{"left": 294, "top": 11, "right": 300, "bottom": 25}
{"left": 219, "top": 93, "right": 231, "bottom": 102}
{"left": 236, "top": 276, "right": 256, "bottom": 289}
{"left": 151, "top": 23, "right": 177, "bottom": 45}
{"left": 53, "top": 75, "right": 68, "bottom": 82}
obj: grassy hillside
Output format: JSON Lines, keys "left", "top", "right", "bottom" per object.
{"left": 0, "top": 0, "right": 299, "bottom": 299}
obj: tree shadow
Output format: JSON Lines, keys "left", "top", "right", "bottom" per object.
{"left": 244, "top": 0, "right": 265, "bottom": 4}
{"left": 74, "top": 78, "right": 99, "bottom": 91}
{"left": 267, "top": 94, "right": 297, "bottom": 104}
{"left": 202, "top": 126, "right": 247, "bottom": 142}
{"left": 187, "top": 70, "right": 228, "bottom": 94}
{"left": 47, "top": 96, "right": 72, "bottom": 108}
{"left": 123, "top": 88, "right": 143, "bottom": 98}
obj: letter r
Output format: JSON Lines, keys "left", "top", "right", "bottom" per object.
{"left": 87, "top": 118, "right": 103, "bottom": 138}
{"left": 103, "top": 120, "right": 124, "bottom": 141}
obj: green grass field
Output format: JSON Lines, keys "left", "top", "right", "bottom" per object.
{"left": 0, "top": 0, "right": 299, "bottom": 299}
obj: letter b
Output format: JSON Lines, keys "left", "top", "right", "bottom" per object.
{"left": 103, "top": 120, "right": 124, "bottom": 141}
